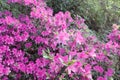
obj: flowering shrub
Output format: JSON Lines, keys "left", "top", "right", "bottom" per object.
{"left": 0, "top": 0, "right": 119, "bottom": 80}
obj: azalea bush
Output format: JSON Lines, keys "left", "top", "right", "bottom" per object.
{"left": 0, "top": 0, "right": 119, "bottom": 80}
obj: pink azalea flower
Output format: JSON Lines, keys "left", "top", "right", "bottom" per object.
{"left": 67, "top": 64, "right": 77, "bottom": 74}
{"left": 21, "top": 31, "right": 29, "bottom": 41}
{"left": 24, "top": 0, "right": 34, "bottom": 5}
{"left": 56, "top": 30, "right": 69, "bottom": 44}
{"left": 81, "top": 64, "right": 92, "bottom": 80}
{"left": 0, "top": 25, "right": 7, "bottom": 33}
{"left": 105, "top": 68, "right": 114, "bottom": 77}
{"left": 6, "top": 59, "right": 14, "bottom": 65}
{"left": 75, "top": 17, "right": 85, "bottom": 28}
{"left": 97, "top": 76, "right": 107, "bottom": 80}
{"left": 14, "top": 35, "right": 22, "bottom": 42}
{"left": 50, "top": 62, "right": 60, "bottom": 73}
{"left": 96, "top": 53, "right": 105, "bottom": 61}
{"left": 78, "top": 52, "right": 88, "bottom": 59}
{"left": 5, "top": 16, "right": 13, "bottom": 25}
{"left": 0, "top": 64, "right": 4, "bottom": 76}
{"left": 17, "top": 63, "right": 26, "bottom": 73}
{"left": 59, "top": 48, "right": 66, "bottom": 55}
{"left": 0, "top": 45, "right": 10, "bottom": 53}
{"left": 93, "top": 65, "right": 104, "bottom": 74}
{"left": 112, "top": 24, "right": 119, "bottom": 30}
{"left": 88, "top": 48, "right": 96, "bottom": 58}
{"left": 25, "top": 42, "right": 32, "bottom": 48}
{"left": 35, "top": 36, "right": 42, "bottom": 44}
{"left": 65, "top": 11, "right": 73, "bottom": 23}
{"left": 67, "top": 61, "right": 82, "bottom": 74}
{"left": 4, "top": 35, "right": 14, "bottom": 45}
{"left": 61, "top": 24, "right": 67, "bottom": 30}
{"left": 38, "top": 47, "right": 44, "bottom": 55}
{"left": 4, "top": 10, "right": 12, "bottom": 16}
{"left": 36, "top": 69, "right": 46, "bottom": 78}
{"left": 75, "top": 31, "right": 84, "bottom": 44}
{"left": 3, "top": 67, "right": 11, "bottom": 75}
{"left": 12, "top": 48, "right": 24, "bottom": 57}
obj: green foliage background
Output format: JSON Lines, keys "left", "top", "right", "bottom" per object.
{"left": 0, "top": 0, "right": 30, "bottom": 17}
{"left": 47, "top": 0, "right": 120, "bottom": 41}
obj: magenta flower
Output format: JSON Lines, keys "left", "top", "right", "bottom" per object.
{"left": 5, "top": 16, "right": 14, "bottom": 25}
{"left": 35, "top": 36, "right": 42, "bottom": 44}
{"left": 4, "top": 35, "right": 14, "bottom": 45}
{"left": 6, "top": 59, "right": 14, "bottom": 65}
{"left": 105, "top": 68, "right": 114, "bottom": 77}
{"left": 75, "top": 31, "right": 84, "bottom": 44}
{"left": 96, "top": 53, "right": 105, "bottom": 61}
{"left": 88, "top": 48, "right": 96, "bottom": 58}
{"left": 97, "top": 76, "right": 107, "bottom": 80}
{"left": 56, "top": 30, "right": 69, "bottom": 44}
{"left": 24, "top": 0, "right": 34, "bottom": 5}
{"left": 36, "top": 69, "right": 46, "bottom": 78}
{"left": 93, "top": 65, "right": 104, "bottom": 74}
{"left": 17, "top": 62, "right": 26, "bottom": 73}
{"left": 66, "top": 61, "right": 82, "bottom": 74}
{"left": 0, "top": 25, "right": 7, "bottom": 33}
{"left": 0, "top": 45, "right": 10, "bottom": 53}
{"left": 80, "top": 64, "right": 93, "bottom": 80}
{"left": 0, "top": 64, "right": 10, "bottom": 77}
{"left": 25, "top": 42, "right": 32, "bottom": 48}
{"left": 0, "top": 64, "right": 4, "bottom": 76}
{"left": 14, "top": 35, "right": 22, "bottom": 42}
{"left": 78, "top": 52, "right": 88, "bottom": 59}
{"left": 3, "top": 67, "right": 11, "bottom": 75}
{"left": 21, "top": 31, "right": 29, "bottom": 41}
{"left": 4, "top": 10, "right": 12, "bottom": 16}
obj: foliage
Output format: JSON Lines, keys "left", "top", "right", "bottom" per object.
{"left": 0, "top": 0, "right": 30, "bottom": 17}
{"left": 0, "top": 0, "right": 119, "bottom": 80}
{"left": 47, "top": 0, "right": 120, "bottom": 41}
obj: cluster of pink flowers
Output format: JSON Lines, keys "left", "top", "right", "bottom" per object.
{"left": 0, "top": 0, "right": 119, "bottom": 80}
{"left": 106, "top": 24, "right": 120, "bottom": 55}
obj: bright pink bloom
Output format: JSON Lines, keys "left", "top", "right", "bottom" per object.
{"left": 67, "top": 61, "right": 82, "bottom": 74}
{"left": 21, "top": 31, "right": 29, "bottom": 41}
{"left": 4, "top": 35, "right": 14, "bottom": 45}
{"left": 25, "top": 42, "right": 32, "bottom": 48}
{"left": 105, "top": 68, "right": 114, "bottom": 77}
{"left": 97, "top": 76, "right": 107, "bottom": 80}
{"left": 3, "top": 67, "right": 11, "bottom": 75}
{"left": 24, "top": 0, "right": 35, "bottom": 5}
{"left": 56, "top": 30, "right": 69, "bottom": 44}
{"left": 93, "top": 65, "right": 104, "bottom": 74}
{"left": 35, "top": 36, "right": 42, "bottom": 44}
{"left": 75, "top": 31, "right": 84, "bottom": 44}
{"left": 78, "top": 52, "right": 88, "bottom": 59}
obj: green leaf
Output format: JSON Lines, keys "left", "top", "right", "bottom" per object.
{"left": 42, "top": 50, "right": 52, "bottom": 59}
{"left": 67, "top": 60, "right": 76, "bottom": 66}
{"left": 109, "top": 77, "right": 114, "bottom": 80}
{"left": 42, "top": 50, "right": 50, "bottom": 59}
